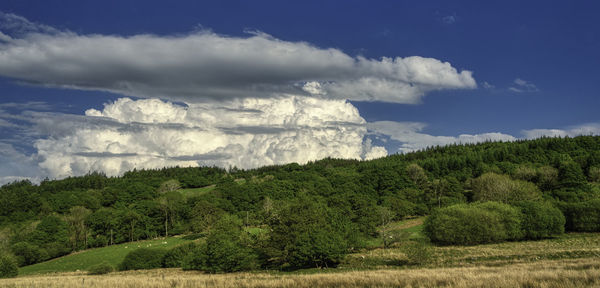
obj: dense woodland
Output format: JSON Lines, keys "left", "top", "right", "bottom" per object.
{"left": 2, "top": 136, "right": 600, "bottom": 273}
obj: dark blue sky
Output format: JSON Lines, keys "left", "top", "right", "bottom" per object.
{"left": 2, "top": 0, "right": 598, "bottom": 136}
{"left": 0, "top": 1, "right": 599, "bottom": 182}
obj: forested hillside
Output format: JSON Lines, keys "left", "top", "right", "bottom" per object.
{"left": 2, "top": 136, "right": 600, "bottom": 272}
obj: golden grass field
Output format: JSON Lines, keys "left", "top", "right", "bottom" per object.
{"left": 1, "top": 258, "right": 599, "bottom": 288}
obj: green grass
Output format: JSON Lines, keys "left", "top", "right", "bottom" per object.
{"left": 19, "top": 237, "right": 190, "bottom": 275}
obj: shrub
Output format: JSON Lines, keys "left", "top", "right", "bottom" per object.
{"left": 87, "top": 262, "right": 114, "bottom": 275}
{"left": 119, "top": 248, "right": 168, "bottom": 271}
{"left": 162, "top": 242, "right": 198, "bottom": 268}
{"left": 0, "top": 254, "right": 18, "bottom": 278}
{"left": 401, "top": 241, "right": 431, "bottom": 265}
{"left": 10, "top": 242, "right": 48, "bottom": 266}
{"left": 424, "top": 202, "right": 523, "bottom": 245}
{"left": 476, "top": 201, "right": 523, "bottom": 240}
{"left": 516, "top": 201, "right": 565, "bottom": 239}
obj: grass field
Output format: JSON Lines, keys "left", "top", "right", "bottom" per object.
{"left": 18, "top": 237, "right": 190, "bottom": 275}
{"left": 2, "top": 258, "right": 599, "bottom": 287}
{"left": 7, "top": 218, "right": 600, "bottom": 287}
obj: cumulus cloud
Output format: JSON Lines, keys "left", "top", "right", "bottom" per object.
{"left": 522, "top": 123, "right": 600, "bottom": 139}
{"left": 368, "top": 121, "right": 517, "bottom": 153}
{"left": 26, "top": 97, "right": 387, "bottom": 179}
{"left": 509, "top": 78, "right": 538, "bottom": 93}
{"left": 0, "top": 13, "right": 476, "bottom": 104}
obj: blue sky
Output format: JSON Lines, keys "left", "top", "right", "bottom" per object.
{"left": 0, "top": 1, "right": 599, "bottom": 183}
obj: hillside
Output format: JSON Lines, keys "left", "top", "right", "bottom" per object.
{"left": 2, "top": 136, "right": 600, "bottom": 275}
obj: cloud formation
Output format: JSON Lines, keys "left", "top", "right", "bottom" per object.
{"left": 0, "top": 13, "right": 476, "bottom": 104}
{"left": 522, "top": 123, "right": 600, "bottom": 139}
{"left": 368, "top": 121, "right": 517, "bottom": 153}
{"left": 509, "top": 78, "right": 539, "bottom": 93}
{"left": 28, "top": 97, "right": 387, "bottom": 179}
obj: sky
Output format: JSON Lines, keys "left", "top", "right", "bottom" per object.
{"left": 0, "top": 0, "right": 599, "bottom": 184}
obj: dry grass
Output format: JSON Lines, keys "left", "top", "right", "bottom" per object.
{"left": 2, "top": 258, "right": 599, "bottom": 288}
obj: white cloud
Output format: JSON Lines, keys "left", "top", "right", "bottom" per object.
{"left": 0, "top": 13, "right": 476, "bottom": 104}
{"left": 509, "top": 78, "right": 538, "bottom": 93}
{"left": 522, "top": 123, "right": 600, "bottom": 139}
{"left": 368, "top": 121, "right": 517, "bottom": 153}
{"left": 481, "top": 81, "right": 495, "bottom": 89}
{"left": 30, "top": 97, "right": 387, "bottom": 179}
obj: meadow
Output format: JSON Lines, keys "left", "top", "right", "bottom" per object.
{"left": 3, "top": 218, "right": 600, "bottom": 287}
{"left": 18, "top": 237, "right": 190, "bottom": 276}
{"left": 2, "top": 258, "right": 599, "bottom": 288}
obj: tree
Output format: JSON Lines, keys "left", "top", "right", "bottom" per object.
{"left": 377, "top": 206, "right": 395, "bottom": 249}
{"left": 264, "top": 197, "right": 351, "bottom": 269}
{"left": 120, "top": 209, "right": 142, "bottom": 242}
{"left": 157, "top": 179, "right": 181, "bottom": 194}
{"left": 65, "top": 206, "right": 91, "bottom": 250}
{"left": 472, "top": 173, "right": 541, "bottom": 204}
{"left": 183, "top": 215, "right": 258, "bottom": 273}
{"left": 588, "top": 166, "right": 600, "bottom": 182}
{"left": 406, "top": 163, "right": 428, "bottom": 189}
{"left": 86, "top": 208, "right": 117, "bottom": 246}
{"left": 0, "top": 254, "right": 18, "bottom": 278}
{"left": 536, "top": 166, "right": 559, "bottom": 191}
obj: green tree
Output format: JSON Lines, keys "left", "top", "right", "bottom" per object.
{"left": 65, "top": 206, "right": 91, "bottom": 250}
{"left": 265, "top": 197, "right": 351, "bottom": 269}
{"left": 183, "top": 215, "right": 258, "bottom": 273}
{"left": 0, "top": 254, "right": 18, "bottom": 278}
{"left": 472, "top": 173, "right": 541, "bottom": 204}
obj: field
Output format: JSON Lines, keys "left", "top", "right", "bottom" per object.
{"left": 4, "top": 219, "right": 600, "bottom": 287}
{"left": 18, "top": 237, "right": 190, "bottom": 276}
{"left": 2, "top": 258, "right": 599, "bottom": 287}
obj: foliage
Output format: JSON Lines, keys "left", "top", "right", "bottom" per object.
{"left": 424, "top": 202, "right": 523, "bottom": 245}
{"left": 516, "top": 201, "right": 565, "bottom": 239}
{"left": 183, "top": 215, "right": 258, "bottom": 273}
{"left": 264, "top": 196, "right": 353, "bottom": 269}
{"left": 162, "top": 242, "right": 198, "bottom": 268}
{"left": 87, "top": 262, "right": 114, "bottom": 275}
{"left": 560, "top": 199, "right": 600, "bottom": 232}
{"left": 401, "top": 240, "right": 431, "bottom": 265}
{"left": 2, "top": 136, "right": 600, "bottom": 272}
{"left": 19, "top": 237, "right": 187, "bottom": 275}
{"left": 118, "top": 248, "right": 168, "bottom": 271}
{"left": 0, "top": 254, "right": 18, "bottom": 278}
{"left": 11, "top": 242, "right": 48, "bottom": 266}
{"left": 471, "top": 173, "right": 541, "bottom": 204}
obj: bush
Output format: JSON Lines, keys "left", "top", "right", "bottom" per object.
{"left": 11, "top": 242, "right": 48, "bottom": 266}
{"left": 476, "top": 201, "right": 523, "bottom": 240}
{"left": 401, "top": 241, "right": 431, "bottom": 265}
{"left": 424, "top": 202, "right": 523, "bottom": 245}
{"left": 87, "top": 262, "right": 114, "bottom": 275}
{"left": 119, "top": 248, "right": 168, "bottom": 271}
{"left": 516, "top": 201, "right": 565, "bottom": 239}
{"left": 0, "top": 254, "right": 18, "bottom": 278}
{"left": 560, "top": 199, "right": 600, "bottom": 232}
{"left": 162, "top": 242, "right": 198, "bottom": 268}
